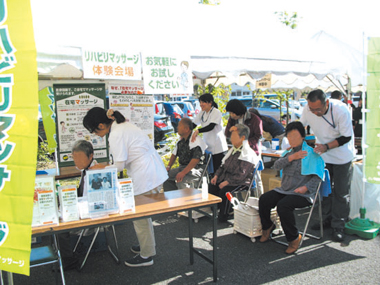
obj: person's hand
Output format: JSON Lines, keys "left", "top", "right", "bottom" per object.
{"left": 314, "top": 143, "right": 328, "bottom": 155}
{"left": 294, "top": 186, "right": 307, "bottom": 194}
{"left": 219, "top": 181, "right": 229, "bottom": 189}
{"left": 106, "top": 109, "right": 115, "bottom": 119}
{"left": 191, "top": 129, "right": 199, "bottom": 143}
{"left": 166, "top": 166, "right": 171, "bottom": 172}
{"left": 289, "top": 150, "right": 307, "bottom": 162}
{"left": 89, "top": 164, "right": 106, "bottom": 170}
{"left": 176, "top": 171, "right": 186, "bottom": 183}
{"left": 211, "top": 176, "right": 217, "bottom": 185}
{"left": 229, "top": 126, "right": 237, "bottom": 133}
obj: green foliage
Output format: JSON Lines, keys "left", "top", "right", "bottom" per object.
{"left": 199, "top": 0, "right": 221, "bottom": 5}
{"left": 37, "top": 140, "right": 54, "bottom": 170}
{"left": 275, "top": 11, "right": 299, "bottom": 29}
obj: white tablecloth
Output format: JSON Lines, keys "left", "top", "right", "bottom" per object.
{"left": 349, "top": 162, "right": 380, "bottom": 223}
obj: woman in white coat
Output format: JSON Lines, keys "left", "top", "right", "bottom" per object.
{"left": 192, "top": 93, "right": 228, "bottom": 173}
{"left": 83, "top": 107, "right": 168, "bottom": 267}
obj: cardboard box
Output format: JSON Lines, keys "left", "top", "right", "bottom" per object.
{"left": 269, "top": 176, "right": 282, "bottom": 191}
{"left": 261, "top": 168, "right": 278, "bottom": 193}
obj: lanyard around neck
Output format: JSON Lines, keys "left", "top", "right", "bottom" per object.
{"left": 201, "top": 107, "right": 214, "bottom": 123}
{"left": 322, "top": 103, "right": 335, "bottom": 128}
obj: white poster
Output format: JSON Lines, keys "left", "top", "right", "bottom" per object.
{"left": 33, "top": 176, "right": 59, "bottom": 227}
{"left": 117, "top": 178, "right": 135, "bottom": 214}
{"left": 86, "top": 168, "right": 119, "bottom": 217}
{"left": 82, "top": 49, "right": 142, "bottom": 80}
{"left": 108, "top": 94, "right": 154, "bottom": 143}
{"left": 58, "top": 185, "right": 80, "bottom": 222}
{"left": 142, "top": 54, "right": 193, "bottom": 94}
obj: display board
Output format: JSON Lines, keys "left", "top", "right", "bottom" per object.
{"left": 142, "top": 54, "right": 193, "bottom": 94}
{"left": 108, "top": 84, "right": 154, "bottom": 144}
{"left": 53, "top": 83, "right": 109, "bottom": 167}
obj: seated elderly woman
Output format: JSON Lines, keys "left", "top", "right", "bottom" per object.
{"left": 259, "top": 121, "right": 324, "bottom": 254}
{"left": 209, "top": 124, "right": 261, "bottom": 222}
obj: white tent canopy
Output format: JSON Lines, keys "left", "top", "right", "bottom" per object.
{"left": 36, "top": 30, "right": 363, "bottom": 91}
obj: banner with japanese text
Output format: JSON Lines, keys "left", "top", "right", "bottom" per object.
{"left": 0, "top": 0, "right": 39, "bottom": 275}
{"left": 142, "top": 54, "right": 193, "bottom": 94}
{"left": 53, "top": 84, "right": 109, "bottom": 168}
{"left": 366, "top": 37, "right": 380, "bottom": 184}
{"left": 38, "top": 87, "right": 57, "bottom": 154}
{"left": 82, "top": 49, "right": 142, "bottom": 80}
{"left": 108, "top": 82, "right": 144, "bottom": 95}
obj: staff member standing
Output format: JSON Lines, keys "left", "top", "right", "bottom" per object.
{"left": 300, "top": 89, "right": 355, "bottom": 242}
{"left": 191, "top": 93, "right": 228, "bottom": 172}
{"left": 225, "top": 99, "right": 263, "bottom": 156}
{"left": 83, "top": 107, "right": 168, "bottom": 267}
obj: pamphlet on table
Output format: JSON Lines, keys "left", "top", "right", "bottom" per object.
{"left": 33, "top": 175, "right": 59, "bottom": 227}
{"left": 58, "top": 184, "right": 80, "bottom": 222}
{"left": 117, "top": 178, "right": 135, "bottom": 214}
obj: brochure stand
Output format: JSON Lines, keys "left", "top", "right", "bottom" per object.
{"left": 117, "top": 178, "right": 135, "bottom": 214}
{"left": 58, "top": 185, "right": 80, "bottom": 222}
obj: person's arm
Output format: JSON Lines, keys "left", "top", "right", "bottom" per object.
{"left": 198, "top": 123, "right": 216, "bottom": 133}
{"left": 274, "top": 150, "right": 307, "bottom": 170}
{"left": 166, "top": 154, "right": 177, "bottom": 171}
{"left": 302, "top": 175, "right": 322, "bottom": 194}
{"left": 224, "top": 118, "right": 234, "bottom": 138}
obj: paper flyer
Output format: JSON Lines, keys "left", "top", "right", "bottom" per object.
{"left": 58, "top": 185, "right": 80, "bottom": 222}
{"left": 118, "top": 178, "right": 135, "bottom": 214}
{"left": 33, "top": 176, "right": 59, "bottom": 226}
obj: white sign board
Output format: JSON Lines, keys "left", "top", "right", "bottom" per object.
{"left": 142, "top": 54, "right": 193, "bottom": 94}
{"left": 82, "top": 49, "right": 142, "bottom": 80}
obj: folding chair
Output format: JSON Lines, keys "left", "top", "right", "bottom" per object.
{"left": 271, "top": 171, "right": 327, "bottom": 248}
{"left": 30, "top": 234, "right": 65, "bottom": 285}
{"left": 231, "top": 160, "right": 264, "bottom": 203}
{"left": 73, "top": 225, "right": 120, "bottom": 271}
{"left": 196, "top": 150, "right": 213, "bottom": 188}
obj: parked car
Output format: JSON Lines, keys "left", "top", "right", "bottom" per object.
{"left": 156, "top": 101, "right": 184, "bottom": 132}
{"left": 154, "top": 111, "right": 174, "bottom": 147}
{"left": 236, "top": 96, "right": 253, "bottom": 108}
{"left": 173, "top": 101, "right": 195, "bottom": 119}
{"left": 299, "top": 98, "right": 307, "bottom": 107}
{"left": 183, "top": 99, "right": 201, "bottom": 115}
{"left": 252, "top": 98, "right": 302, "bottom": 121}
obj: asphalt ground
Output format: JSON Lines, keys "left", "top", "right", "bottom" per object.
{"left": 8, "top": 209, "right": 380, "bottom": 285}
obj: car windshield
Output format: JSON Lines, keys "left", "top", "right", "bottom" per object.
{"left": 172, "top": 104, "right": 183, "bottom": 114}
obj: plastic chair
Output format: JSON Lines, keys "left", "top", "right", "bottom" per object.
{"left": 271, "top": 171, "right": 327, "bottom": 248}
{"left": 30, "top": 234, "right": 65, "bottom": 285}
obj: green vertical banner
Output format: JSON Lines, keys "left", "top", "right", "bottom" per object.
{"left": 38, "top": 87, "right": 57, "bottom": 154}
{"left": 366, "top": 37, "right": 380, "bottom": 184}
{"left": 0, "top": 0, "right": 39, "bottom": 276}
{"left": 53, "top": 83, "right": 109, "bottom": 168}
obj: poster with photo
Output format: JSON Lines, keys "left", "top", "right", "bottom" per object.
{"left": 53, "top": 83, "right": 109, "bottom": 167}
{"left": 86, "top": 168, "right": 119, "bottom": 217}
{"left": 108, "top": 92, "right": 154, "bottom": 143}
{"left": 117, "top": 178, "right": 135, "bottom": 214}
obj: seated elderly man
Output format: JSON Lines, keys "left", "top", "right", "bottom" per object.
{"left": 209, "top": 124, "right": 260, "bottom": 222}
{"left": 259, "top": 121, "right": 324, "bottom": 254}
{"left": 163, "top": 118, "right": 206, "bottom": 191}
{"left": 58, "top": 140, "right": 98, "bottom": 270}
